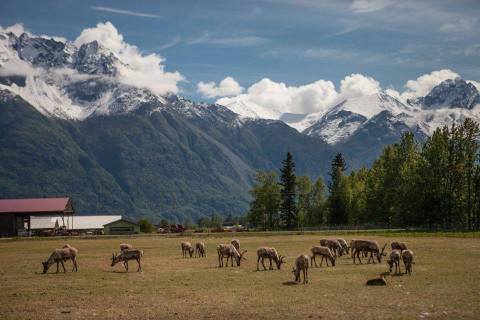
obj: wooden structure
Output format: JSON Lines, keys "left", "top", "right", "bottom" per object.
{"left": 0, "top": 197, "right": 74, "bottom": 237}
{"left": 103, "top": 218, "right": 140, "bottom": 235}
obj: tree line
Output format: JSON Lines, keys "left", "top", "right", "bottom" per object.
{"left": 247, "top": 119, "right": 480, "bottom": 230}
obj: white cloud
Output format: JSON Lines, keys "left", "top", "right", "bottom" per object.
{"left": 401, "top": 69, "right": 460, "bottom": 100}
{"left": 0, "top": 23, "right": 27, "bottom": 36}
{"left": 350, "top": 0, "right": 394, "bottom": 13}
{"left": 197, "top": 77, "right": 243, "bottom": 98}
{"left": 440, "top": 18, "right": 477, "bottom": 33}
{"left": 217, "top": 78, "right": 338, "bottom": 117}
{"left": 187, "top": 33, "right": 267, "bottom": 47}
{"left": 339, "top": 73, "right": 381, "bottom": 99}
{"left": 74, "top": 22, "right": 184, "bottom": 95}
{"left": 91, "top": 6, "right": 163, "bottom": 19}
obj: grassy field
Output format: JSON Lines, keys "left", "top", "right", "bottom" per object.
{"left": 0, "top": 232, "right": 479, "bottom": 319}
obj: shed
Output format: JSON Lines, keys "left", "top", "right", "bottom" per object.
{"left": 30, "top": 215, "right": 121, "bottom": 235}
{"left": 0, "top": 197, "right": 74, "bottom": 237}
{"left": 103, "top": 218, "right": 140, "bottom": 235}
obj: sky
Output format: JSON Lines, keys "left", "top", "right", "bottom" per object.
{"left": 0, "top": 0, "right": 479, "bottom": 105}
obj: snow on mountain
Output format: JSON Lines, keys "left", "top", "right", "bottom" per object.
{"left": 302, "top": 93, "right": 417, "bottom": 144}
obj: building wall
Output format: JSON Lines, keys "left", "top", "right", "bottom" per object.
{"left": 0, "top": 214, "right": 16, "bottom": 237}
{"left": 104, "top": 220, "right": 140, "bottom": 235}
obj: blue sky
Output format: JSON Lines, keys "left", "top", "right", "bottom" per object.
{"left": 1, "top": 0, "right": 479, "bottom": 102}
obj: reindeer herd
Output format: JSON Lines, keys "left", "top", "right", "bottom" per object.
{"left": 40, "top": 237, "right": 415, "bottom": 285}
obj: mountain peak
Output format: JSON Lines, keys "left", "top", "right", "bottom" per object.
{"left": 414, "top": 77, "right": 480, "bottom": 110}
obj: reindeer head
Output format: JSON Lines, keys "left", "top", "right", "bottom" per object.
{"left": 275, "top": 255, "right": 286, "bottom": 269}
{"left": 236, "top": 250, "right": 247, "bottom": 266}
{"left": 376, "top": 243, "right": 388, "bottom": 263}
{"left": 330, "top": 256, "right": 336, "bottom": 267}
{"left": 42, "top": 261, "right": 49, "bottom": 274}
{"left": 291, "top": 267, "right": 300, "bottom": 282}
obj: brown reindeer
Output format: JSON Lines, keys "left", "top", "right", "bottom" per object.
{"left": 402, "top": 249, "right": 414, "bottom": 275}
{"left": 111, "top": 249, "right": 143, "bottom": 272}
{"left": 256, "top": 247, "right": 285, "bottom": 270}
{"left": 352, "top": 240, "right": 387, "bottom": 264}
{"left": 292, "top": 254, "right": 309, "bottom": 284}
{"left": 387, "top": 249, "right": 401, "bottom": 275}
{"left": 42, "top": 246, "right": 78, "bottom": 274}
{"left": 181, "top": 241, "right": 194, "bottom": 258}
{"left": 320, "top": 239, "right": 343, "bottom": 257}
{"left": 120, "top": 243, "right": 133, "bottom": 251}
{"left": 195, "top": 242, "right": 206, "bottom": 258}
{"left": 391, "top": 241, "right": 408, "bottom": 252}
{"left": 337, "top": 238, "right": 349, "bottom": 255}
{"left": 217, "top": 244, "right": 247, "bottom": 267}
{"left": 310, "top": 246, "right": 336, "bottom": 267}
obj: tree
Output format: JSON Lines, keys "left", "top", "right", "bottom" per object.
{"left": 138, "top": 218, "right": 155, "bottom": 233}
{"left": 280, "top": 152, "right": 297, "bottom": 229}
{"left": 328, "top": 153, "right": 348, "bottom": 225}
{"left": 197, "top": 217, "right": 210, "bottom": 228}
{"left": 247, "top": 171, "right": 281, "bottom": 230}
{"left": 296, "top": 175, "right": 312, "bottom": 229}
{"left": 309, "top": 177, "right": 327, "bottom": 226}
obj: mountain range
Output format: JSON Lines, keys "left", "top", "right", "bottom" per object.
{"left": 1, "top": 30, "right": 479, "bottom": 221}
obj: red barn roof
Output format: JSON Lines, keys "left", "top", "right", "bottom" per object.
{"left": 0, "top": 197, "right": 72, "bottom": 214}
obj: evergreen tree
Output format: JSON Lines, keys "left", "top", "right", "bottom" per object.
{"left": 310, "top": 177, "right": 327, "bottom": 226}
{"left": 328, "top": 153, "right": 348, "bottom": 225}
{"left": 280, "top": 152, "right": 297, "bottom": 229}
{"left": 296, "top": 175, "right": 312, "bottom": 229}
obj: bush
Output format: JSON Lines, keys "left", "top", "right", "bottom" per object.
{"left": 138, "top": 218, "right": 155, "bottom": 233}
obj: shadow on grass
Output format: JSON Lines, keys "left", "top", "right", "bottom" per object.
{"left": 282, "top": 281, "right": 298, "bottom": 286}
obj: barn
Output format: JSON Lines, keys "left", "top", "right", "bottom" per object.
{"left": 0, "top": 197, "right": 74, "bottom": 237}
{"left": 30, "top": 215, "right": 122, "bottom": 235}
{"left": 103, "top": 218, "right": 140, "bottom": 235}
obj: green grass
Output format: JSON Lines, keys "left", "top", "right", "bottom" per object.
{"left": 0, "top": 232, "right": 479, "bottom": 319}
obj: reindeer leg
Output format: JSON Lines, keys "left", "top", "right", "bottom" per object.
{"left": 257, "top": 256, "right": 260, "bottom": 270}
{"left": 269, "top": 257, "right": 273, "bottom": 270}
{"left": 60, "top": 260, "right": 66, "bottom": 273}
{"left": 56, "top": 261, "right": 59, "bottom": 273}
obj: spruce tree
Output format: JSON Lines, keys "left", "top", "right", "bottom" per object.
{"left": 328, "top": 153, "right": 348, "bottom": 225}
{"left": 280, "top": 152, "right": 297, "bottom": 229}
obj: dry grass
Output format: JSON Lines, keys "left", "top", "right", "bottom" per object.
{"left": 0, "top": 233, "right": 479, "bottom": 319}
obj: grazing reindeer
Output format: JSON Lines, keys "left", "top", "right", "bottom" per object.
{"left": 337, "top": 238, "right": 349, "bottom": 255}
{"left": 387, "top": 250, "right": 401, "bottom": 275}
{"left": 195, "top": 242, "right": 206, "bottom": 258}
{"left": 320, "top": 239, "right": 343, "bottom": 257}
{"left": 292, "top": 254, "right": 309, "bottom": 284}
{"left": 111, "top": 249, "right": 143, "bottom": 272}
{"left": 350, "top": 239, "right": 368, "bottom": 258}
{"left": 231, "top": 239, "right": 240, "bottom": 250}
{"left": 391, "top": 241, "right": 408, "bottom": 252}
{"left": 352, "top": 240, "right": 387, "bottom": 264}
{"left": 402, "top": 249, "right": 414, "bottom": 275}
{"left": 256, "top": 247, "right": 285, "bottom": 270}
{"left": 120, "top": 243, "right": 133, "bottom": 251}
{"left": 42, "top": 246, "right": 78, "bottom": 274}
{"left": 181, "top": 241, "right": 194, "bottom": 258}
{"left": 217, "top": 244, "right": 247, "bottom": 267}
{"left": 310, "top": 246, "right": 336, "bottom": 267}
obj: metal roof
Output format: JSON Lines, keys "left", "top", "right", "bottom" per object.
{"left": 30, "top": 215, "right": 121, "bottom": 230}
{"left": 0, "top": 198, "right": 71, "bottom": 214}
{"left": 103, "top": 218, "right": 139, "bottom": 227}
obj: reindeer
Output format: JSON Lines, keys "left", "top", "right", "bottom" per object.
{"left": 181, "top": 241, "right": 194, "bottom": 258}
{"left": 231, "top": 239, "right": 240, "bottom": 250}
{"left": 42, "top": 246, "right": 78, "bottom": 274}
{"left": 310, "top": 246, "right": 336, "bottom": 267}
{"left": 195, "top": 242, "right": 206, "bottom": 258}
{"left": 402, "top": 249, "right": 414, "bottom": 275}
{"left": 391, "top": 241, "right": 408, "bottom": 252}
{"left": 337, "top": 238, "right": 349, "bottom": 255}
{"left": 256, "top": 247, "right": 285, "bottom": 270}
{"left": 120, "top": 243, "right": 133, "bottom": 251}
{"left": 387, "top": 249, "right": 401, "bottom": 275}
{"left": 352, "top": 240, "right": 387, "bottom": 264}
{"left": 350, "top": 239, "right": 368, "bottom": 258}
{"left": 292, "top": 254, "right": 309, "bottom": 284}
{"left": 320, "top": 239, "right": 343, "bottom": 257}
{"left": 217, "top": 244, "right": 247, "bottom": 267}
{"left": 111, "top": 249, "right": 143, "bottom": 272}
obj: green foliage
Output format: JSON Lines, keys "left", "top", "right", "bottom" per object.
{"left": 247, "top": 171, "right": 281, "bottom": 230}
{"left": 280, "top": 152, "right": 297, "bottom": 229}
{"left": 138, "top": 218, "right": 155, "bottom": 233}
{"left": 159, "top": 219, "right": 170, "bottom": 229}
{"left": 328, "top": 153, "right": 349, "bottom": 225}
